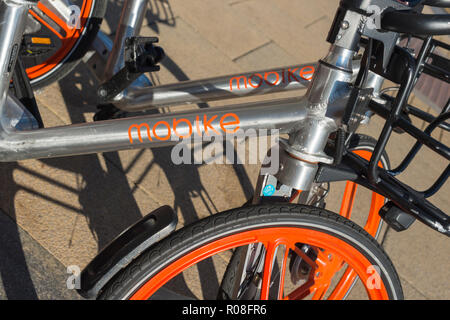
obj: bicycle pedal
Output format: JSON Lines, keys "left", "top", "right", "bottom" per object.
{"left": 97, "top": 36, "right": 165, "bottom": 102}
{"left": 124, "top": 36, "right": 165, "bottom": 74}
{"left": 379, "top": 201, "right": 416, "bottom": 232}
{"left": 21, "top": 35, "right": 55, "bottom": 56}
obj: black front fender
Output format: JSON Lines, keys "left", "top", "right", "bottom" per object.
{"left": 77, "top": 205, "right": 177, "bottom": 299}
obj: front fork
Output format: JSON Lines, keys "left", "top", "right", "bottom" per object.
{"left": 254, "top": 45, "right": 357, "bottom": 204}
{"left": 236, "top": 19, "right": 378, "bottom": 296}
{"left": 230, "top": 44, "right": 358, "bottom": 300}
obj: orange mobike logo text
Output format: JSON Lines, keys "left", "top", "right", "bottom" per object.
{"left": 128, "top": 113, "right": 241, "bottom": 144}
{"left": 229, "top": 66, "right": 315, "bottom": 91}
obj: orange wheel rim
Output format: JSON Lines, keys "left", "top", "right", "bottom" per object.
{"left": 330, "top": 149, "right": 387, "bottom": 296}
{"left": 129, "top": 227, "right": 390, "bottom": 300}
{"left": 25, "top": 0, "right": 95, "bottom": 81}
{"left": 340, "top": 149, "right": 386, "bottom": 237}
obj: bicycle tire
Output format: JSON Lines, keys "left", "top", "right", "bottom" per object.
{"left": 23, "top": 0, "right": 107, "bottom": 89}
{"left": 220, "top": 134, "right": 391, "bottom": 300}
{"left": 98, "top": 204, "right": 403, "bottom": 300}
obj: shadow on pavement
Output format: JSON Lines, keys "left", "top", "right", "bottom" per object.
{"left": 0, "top": 0, "right": 254, "bottom": 300}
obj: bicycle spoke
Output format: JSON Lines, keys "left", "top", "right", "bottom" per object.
{"left": 29, "top": 7, "right": 65, "bottom": 39}
{"left": 351, "top": 149, "right": 386, "bottom": 237}
{"left": 260, "top": 241, "right": 280, "bottom": 300}
{"left": 364, "top": 192, "right": 385, "bottom": 236}
{"left": 327, "top": 266, "right": 358, "bottom": 300}
{"left": 37, "top": 1, "right": 78, "bottom": 35}
{"left": 312, "top": 250, "right": 346, "bottom": 299}
{"left": 277, "top": 247, "right": 290, "bottom": 300}
{"left": 293, "top": 246, "right": 318, "bottom": 269}
{"left": 311, "top": 284, "right": 330, "bottom": 300}
{"left": 29, "top": 0, "right": 84, "bottom": 41}
{"left": 340, "top": 182, "right": 358, "bottom": 219}
{"left": 286, "top": 278, "right": 315, "bottom": 300}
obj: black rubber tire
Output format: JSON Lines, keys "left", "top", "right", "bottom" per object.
{"left": 219, "top": 134, "right": 391, "bottom": 299}
{"left": 98, "top": 204, "right": 403, "bottom": 300}
{"left": 27, "top": 0, "right": 107, "bottom": 89}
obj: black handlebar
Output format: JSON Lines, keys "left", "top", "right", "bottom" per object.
{"left": 421, "top": 0, "right": 450, "bottom": 7}
{"left": 381, "top": 9, "right": 450, "bottom": 35}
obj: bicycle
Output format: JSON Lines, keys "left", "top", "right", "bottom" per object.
{"left": 1, "top": 0, "right": 449, "bottom": 300}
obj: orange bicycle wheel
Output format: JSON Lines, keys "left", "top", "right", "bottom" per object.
{"left": 339, "top": 134, "right": 390, "bottom": 238}
{"left": 98, "top": 205, "right": 403, "bottom": 300}
{"left": 291, "top": 134, "right": 391, "bottom": 298}
{"left": 22, "top": 0, "right": 106, "bottom": 88}
{"left": 219, "top": 134, "right": 391, "bottom": 300}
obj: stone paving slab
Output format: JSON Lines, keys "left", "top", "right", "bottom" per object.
{"left": 0, "top": 0, "right": 448, "bottom": 300}
{"left": 229, "top": 0, "right": 335, "bottom": 63}
{"left": 0, "top": 209, "right": 81, "bottom": 299}
{"left": 233, "top": 41, "right": 298, "bottom": 70}
{"left": 168, "top": 0, "right": 270, "bottom": 61}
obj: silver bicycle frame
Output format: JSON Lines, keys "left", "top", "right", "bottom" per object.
{"left": 0, "top": 0, "right": 381, "bottom": 194}
{"left": 0, "top": 0, "right": 391, "bottom": 299}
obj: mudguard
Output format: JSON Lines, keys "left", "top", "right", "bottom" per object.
{"left": 77, "top": 205, "right": 178, "bottom": 299}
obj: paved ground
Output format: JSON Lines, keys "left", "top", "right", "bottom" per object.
{"left": 0, "top": 0, "right": 448, "bottom": 299}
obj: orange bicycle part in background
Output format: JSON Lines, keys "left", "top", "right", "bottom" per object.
{"left": 27, "top": 1, "right": 95, "bottom": 80}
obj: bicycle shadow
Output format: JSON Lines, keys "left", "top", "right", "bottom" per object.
{"left": 98, "top": 0, "right": 254, "bottom": 298}
{"left": 0, "top": 165, "right": 39, "bottom": 299}
{"left": 0, "top": 0, "right": 253, "bottom": 300}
